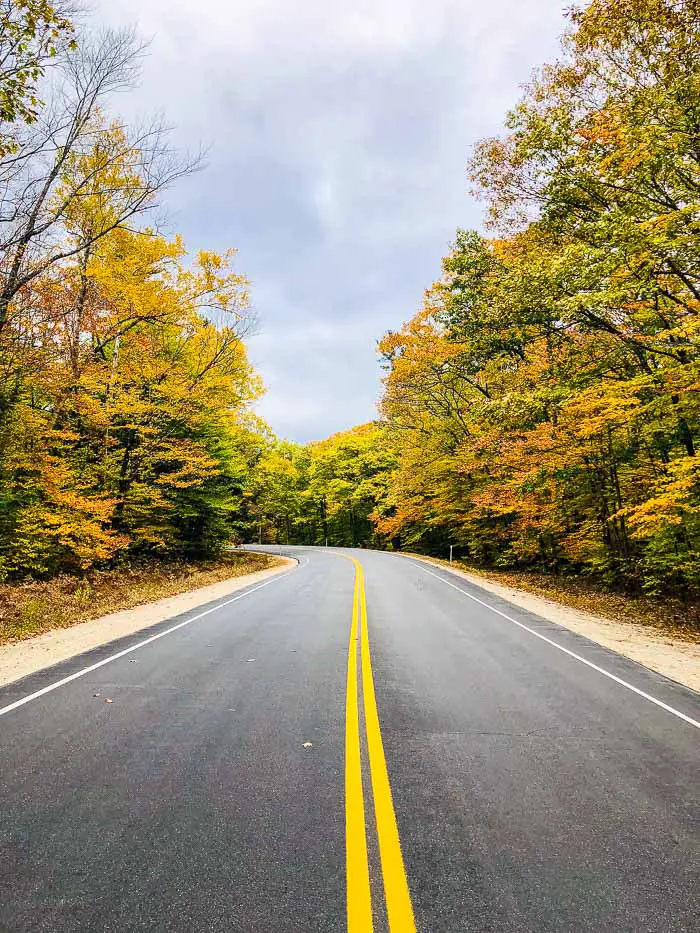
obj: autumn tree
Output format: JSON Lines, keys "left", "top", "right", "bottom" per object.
{"left": 0, "top": 17, "right": 261, "bottom": 579}
{"left": 244, "top": 425, "right": 398, "bottom": 548}
{"left": 0, "top": 27, "right": 199, "bottom": 344}
{"left": 246, "top": 440, "right": 311, "bottom": 544}
{"left": 375, "top": 0, "right": 699, "bottom": 594}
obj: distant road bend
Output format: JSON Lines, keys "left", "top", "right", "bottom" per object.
{"left": 1, "top": 547, "right": 698, "bottom": 932}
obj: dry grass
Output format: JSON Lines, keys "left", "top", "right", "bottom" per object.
{"left": 0, "top": 551, "right": 279, "bottom": 645}
{"left": 411, "top": 555, "right": 700, "bottom": 643}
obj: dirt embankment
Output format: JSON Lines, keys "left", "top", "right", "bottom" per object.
{"left": 0, "top": 552, "right": 293, "bottom": 687}
{"left": 0, "top": 551, "right": 281, "bottom": 645}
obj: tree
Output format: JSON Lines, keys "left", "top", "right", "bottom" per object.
{"left": 305, "top": 424, "right": 397, "bottom": 547}
{"left": 0, "top": 27, "right": 200, "bottom": 341}
{"left": 0, "top": 0, "right": 76, "bottom": 147}
{"left": 0, "top": 17, "right": 259, "bottom": 577}
{"left": 245, "top": 425, "right": 398, "bottom": 548}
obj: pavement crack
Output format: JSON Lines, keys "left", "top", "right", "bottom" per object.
{"left": 390, "top": 728, "right": 568, "bottom": 739}
{"left": 471, "top": 730, "right": 549, "bottom": 737}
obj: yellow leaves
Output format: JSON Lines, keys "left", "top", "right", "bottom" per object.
{"left": 153, "top": 442, "right": 220, "bottom": 490}
{"left": 184, "top": 249, "right": 251, "bottom": 330}
{"left": 56, "top": 119, "right": 153, "bottom": 235}
{"left": 1, "top": 178, "right": 262, "bottom": 574}
{"left": 248, "top": 423, "right": 400, "bottom": 547}
{"left": 5, "top": 450, "right": 126, "bottom": 573}
{"left": 621, "top": 457, "right": 700, "bottom": 538}
{"left": 561, "top": 382, "right": 641, "bottom": 440}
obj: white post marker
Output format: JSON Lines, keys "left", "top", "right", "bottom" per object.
{"left": 449, "top": 544, "right": 453, "bottom": 564}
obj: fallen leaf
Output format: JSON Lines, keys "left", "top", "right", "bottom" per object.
{"left": 246, "top": 658, "right": 256, "bottom": 662}
{"left": 93, "top": 693, "right": 101, "bottom": 698}
{"left": 302, "top": 742, "right": 313, "bottom": 748}
{"left": 104, "top": 698, "right": 113, "bottom": 704}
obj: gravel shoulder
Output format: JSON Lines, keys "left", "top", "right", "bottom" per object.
{"left": 406, "top": 554, "right": 700, "bottom": 693}
{"left": 0, "top": 557, "right": 295, "bottom": 687}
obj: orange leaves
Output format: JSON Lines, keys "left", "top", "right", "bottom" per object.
{"left": 374, "top": 195, "right": 699, "bottom": 587}
{"left": 345, "top": 1, "right": 700, "bottom": 591}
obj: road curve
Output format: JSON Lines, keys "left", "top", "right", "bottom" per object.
{"left": 0, "top": 547, "right": 698, "bottom": 932}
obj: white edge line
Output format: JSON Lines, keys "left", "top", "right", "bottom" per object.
{"left": 0, "top": 566, "right": 298, "bottom": 718}
{"left": 417, "top": 563, "right": 700, "bottom": 731}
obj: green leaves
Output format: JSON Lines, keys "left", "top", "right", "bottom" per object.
{"left": 374, "top": 0, "right": 700, "bottom": 594}
{"left": 0, "top": 1, "right": 75, "bottom": 137}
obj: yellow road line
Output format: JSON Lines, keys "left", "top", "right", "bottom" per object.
{"left": 357, "top": 562, "right": 417, "bottom": 933}
{"left": 341, "top": 553, "right": 417, "bottom": 933}
{"left": 345, "top": 566, "right": 373, "bottom": 930}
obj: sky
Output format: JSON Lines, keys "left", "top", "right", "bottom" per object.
{"left": 94, "top": 0, "right": 567, "bottom": 442}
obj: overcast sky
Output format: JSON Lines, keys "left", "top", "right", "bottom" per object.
{"left": 95, "top": 0, "right": 567, "bottom": 442}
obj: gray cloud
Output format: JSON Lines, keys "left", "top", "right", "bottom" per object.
{"left": 95, "top": 0, "right": 566, "bottom": 441}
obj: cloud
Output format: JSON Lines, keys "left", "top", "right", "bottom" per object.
{"left": 94, "top": 0, "right": 566, "bottom": 441}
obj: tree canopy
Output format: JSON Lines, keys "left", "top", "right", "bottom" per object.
{"left": 1, "top": 0, "right": 698, "bottom": 600}
{"left": 251, "top": 0, "right": 700, "bottom": 598}
{"left": 0, "top": 13, "right": 263, "bottom": 577}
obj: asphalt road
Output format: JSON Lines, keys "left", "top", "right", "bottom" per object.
{"left": 0, "top": 547, "right": 698, "bottom": 932}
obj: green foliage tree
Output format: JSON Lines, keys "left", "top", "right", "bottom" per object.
{"left": 375, "top": 0, "right": 700, "bottom": 595}
{"left": 245, "top": 425, "right": 398, "bottom": 548}
{"left": 0, "top": 0, "right": 75, "bottom": 143}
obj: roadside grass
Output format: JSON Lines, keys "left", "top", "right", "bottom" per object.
{"left": 0, "top": 551, "right": 280, "bottom": 645}
{"left": 409, "top": 554, "right": 700, "bottom": 643}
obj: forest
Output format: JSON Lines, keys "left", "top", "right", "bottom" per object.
{"left": 0, "top": 0, "right": 698, "bottom": 601}
{"left": 0, "top": 4, "right": 267, "bottom": 580}
{"left": 252, "top": 0, "right": 700, "bottom": 599}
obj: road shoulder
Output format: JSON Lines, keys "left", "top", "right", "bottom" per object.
{"left": 0, "top": 558, "right": 295, "bottom": 688}
{"left": 403, "top": 554, "right": 700, "bottom": 693}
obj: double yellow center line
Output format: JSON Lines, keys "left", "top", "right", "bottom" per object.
{"left": 343, "top": 555, "right": 417, "bottom": 932}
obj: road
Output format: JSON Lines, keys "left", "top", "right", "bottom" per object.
{"left": 0, "top": 547, "right": 698, "bottom": 932}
